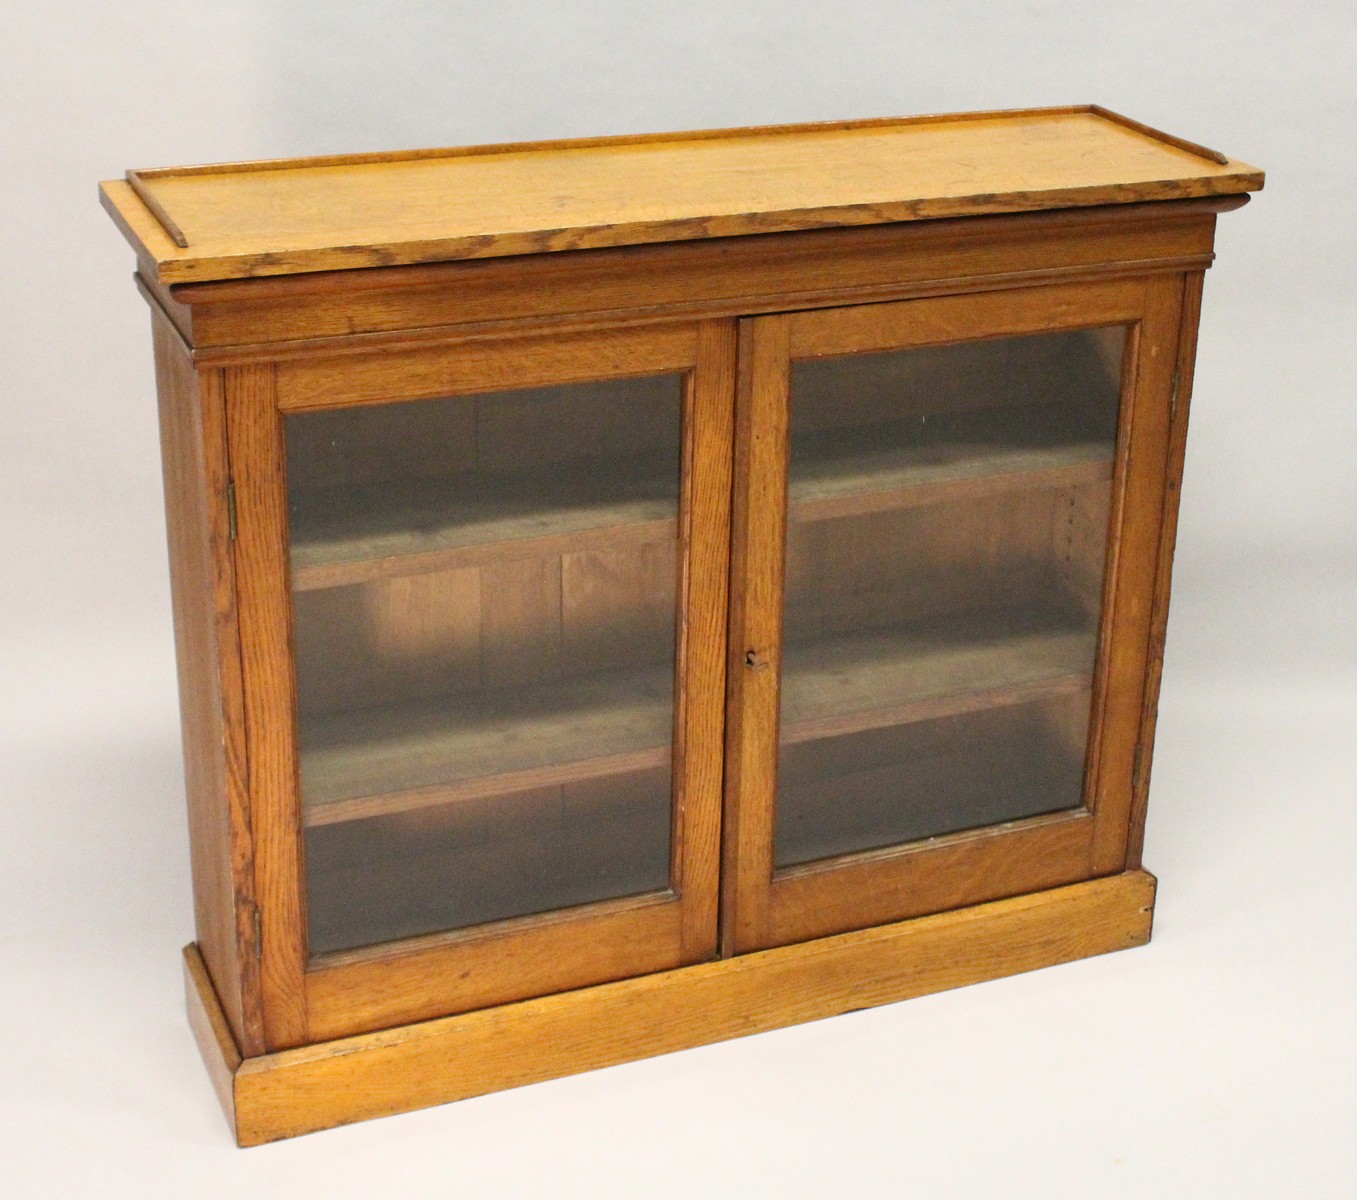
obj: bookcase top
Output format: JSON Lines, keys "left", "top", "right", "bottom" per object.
{"left": 101, "top": 105, "right": 1262, "bottom": 286}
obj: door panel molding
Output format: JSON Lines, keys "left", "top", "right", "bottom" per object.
{"left": 232, "top": 320, "right": 734, "bottom": 1046}
{"left": 722, "top": 277, "right": 1186, "bottom": 953}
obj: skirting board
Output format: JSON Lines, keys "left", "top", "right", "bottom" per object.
{"left": 185, "top": 868, "right": 1156, "bottom": 1146}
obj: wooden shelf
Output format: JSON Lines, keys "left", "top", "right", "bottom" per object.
{"left": 290, "top": 400, "right": 1112, "bottom": 591}
{"left": 290, "top": 451, "right": 679, "bottom": 591}
{"left": 300, "top": 668, "right": 675, "bottom": 827}
{"left": 300, "top": 603, "right": 1095, "bottom": 828}
{"left": 780, "top": 606, "right": 1095, "bottom": 744}
{"left": 789, "top": 401, "right": 1113, "bottom": 522}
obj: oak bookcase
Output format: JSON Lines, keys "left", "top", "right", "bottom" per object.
{"left": 101, "top": 105, "right": 1262, "bottom": 1144}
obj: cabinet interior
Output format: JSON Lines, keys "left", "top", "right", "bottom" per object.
{"left": 286, "top": 375, "right": 684, "bottom": 955}
{"left": 776, "top": 328, "right": 1123, "bottom": 867}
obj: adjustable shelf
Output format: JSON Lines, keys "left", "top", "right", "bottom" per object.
{"left": 300, "top": 602, "right": 1094, "bottom": 828}
{"left": 779, "top": 604, "right": 1095, "bottom": 743}
{"left": 789, "top": 400, "right": 1113, "bottom": 521}
{"left": 290, "top": 398, "right": 1113, "bottom": 591}
{"left": 290, "top": 450, "right": 678, "bottom": 591}
{"left": 300, "top": 668, "right": 674, "bottom": 827}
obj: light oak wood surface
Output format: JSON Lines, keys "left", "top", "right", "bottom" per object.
{"left": 1084, "top": 274, "right": 1184, "bottom": 874}
{"left": 224, "top": 363, "right": 310, "bottom": 1050}
{"left": 152, "top": 314, "right": 263, "bottom": 1054}
{"left": 102, "top": 107, "right": 1261, "bottom": 285}
{"left": 1127, "top": 271, "right": 1205, "bottom": 870}
{"left": 722, "top": 313, "right": 791, "bottom": 953}
{"left": 153, "top": 197, "right": 1236, "bottom": 357}
{"left": 184, "top": 870, "right": 1155, "bottom": 1145}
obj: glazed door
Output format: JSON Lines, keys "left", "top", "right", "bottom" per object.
{"left": 229, "top": 321, "right": 733, "bottom": 1047}
{"left": 722, "top": 277, "right": 1186, "bottom": 953}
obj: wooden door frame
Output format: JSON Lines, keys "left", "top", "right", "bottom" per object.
{"left": 722, "top": 275, "right": 1189, "bottom": 954}
{"left": 226, "top": 319, "right": 734, "bottom": 1048}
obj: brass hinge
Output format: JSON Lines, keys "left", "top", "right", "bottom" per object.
{"left": 226, "top": 479, "right": 238, "bottom": 542}
{"left": 249, "top": 901, "right": 262, "bottom": 961}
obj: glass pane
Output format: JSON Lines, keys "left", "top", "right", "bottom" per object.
{"left": 286, "top": 375, "right": 683, "bottom": 956}
{"left": 776, "top": 328, "right": 1124, "bottom": 869}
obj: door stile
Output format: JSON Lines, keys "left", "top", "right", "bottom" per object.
{"left": 223, "top": 362, "right": 310, "bottom": 1050}
{"left": 672, "top": 319, "right": 738, "bottom": 959}
{"left": 720, "top": 315, "right": 792, "bottom": 955}
{"left": 1125, "top": 269, "right": 1206, "bottom": 869}
{"left": 196, "top": 362, "right": 266, "bottom": 1056}
{"left": 1085, "top": 273, "right": 1187, "bottom": 874}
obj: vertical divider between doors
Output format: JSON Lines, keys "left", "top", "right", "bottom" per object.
{"left": 721, "top": 315, "right": 792, "bottom": 956}
{"left": 223, "top": 363, "right": 309, "bottom": 1049}
{"left": 675, "top": 321, "right": 739, "bottom": 960}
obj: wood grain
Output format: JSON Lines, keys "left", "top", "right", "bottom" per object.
{"left": 298, "top": 668, "right": 674, "bottom": 826}
{"left": 113, "top": 113, "right": 1256, "bottom": 1146}
{"left": 559, "top": 544, "right": 676, "bottom": 676}
{"left": 768, "top": 810, "right": 1094, "bottom": 947}
{"left": 305, "top": 892, "right": 684, "bottom": 1042}
{"left": 789, "top": 275, "right": 1146, "bottom": 358}
{"left": 1052, "top": 480, "right": 1116, "bottom": 620}
{"left": 786, "top": 402, "right": 1113, "bottom": 524}
{"left": 674, "top": 321, "right": 737, "bottom": 959}
{"left": 785, "top": 492, "right": 1061, "bottom": 641}
{"left": 291, "top": 569, "right": 482, "bottom": 714}
{"left": 152, "top": 315, "right": 263, "bottom": 1054}
{"left": 224, "top": 364, "right": 309, "bottom": 1050}
{"left": 99, "top": 106, "right": 1261, "bottom": 284}
{"left": 294, "top": 320, "right": 732, "bottom": 1040}
{"left": 276, "top": 323, "right": 698, "bottom": 412}
{"left": 482, "top": 557, "right": 564, "bottom": 687}
{"left": 291, "top": 458, "right": 676, "bottom": 590}
{"left": 1126, "top": 270, "right": 1206, "bottom": 868}
{"left": 221, "top": 871, "right": 1156, "bottom": 1145}
{"left": 780, "top": 607, "right": 1094, "bottom": 744}
{"left": 184, "top": 943, "right": 242, "bottom": 1135}
{"left": 1085, "top": 274, "right": 1185, "bottom": 874}
{"left": 164, "top": 198, "right": 1235, "bottom": 357}
{"left": 721, "top": 315, "right": 791, "bottom": 954}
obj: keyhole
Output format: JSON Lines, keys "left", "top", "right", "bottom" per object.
{"left": 745, "top": 650, "right": 769, "bottom": 672}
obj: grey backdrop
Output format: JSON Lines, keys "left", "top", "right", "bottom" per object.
{"left": 2, "top": 2, "right": 1353, "bottom": 1194}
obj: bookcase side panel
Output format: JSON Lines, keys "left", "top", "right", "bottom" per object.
{"left": 151, "top": 312, "right": 263, "bottom": 1055}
